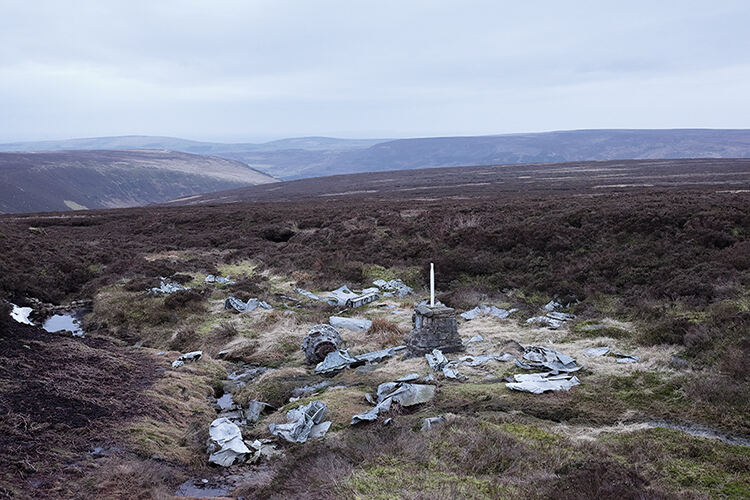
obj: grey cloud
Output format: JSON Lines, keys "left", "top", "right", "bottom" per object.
{"left": 1, "top": 0, "right": 748, "bottom": 141}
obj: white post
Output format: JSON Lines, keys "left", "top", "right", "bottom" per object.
{"left": 430, "top": 262, "right": 435, "bottom": 307}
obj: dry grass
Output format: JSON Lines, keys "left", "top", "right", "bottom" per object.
{"left": 126, "top": 353, "right": 225, "bottom": 466}
{"left": 367, "top": 317, "right": 406, "bottom": 347}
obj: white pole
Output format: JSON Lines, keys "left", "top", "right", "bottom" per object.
{"left": 430, "top": 262, "right": 435, "bottom": 307}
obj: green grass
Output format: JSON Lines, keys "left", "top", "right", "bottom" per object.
{"left": 604, "top": 427, "right": 750, "bottom": 498}
{"left": 342, "top": 458, "right": 511, "bottom": 499}
{"left": 217, "top": 260, "right": 257, "bottom": 278}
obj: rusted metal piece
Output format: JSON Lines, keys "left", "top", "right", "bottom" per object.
{"left": 301, "top": 324, "right": 343, "bottom": 364}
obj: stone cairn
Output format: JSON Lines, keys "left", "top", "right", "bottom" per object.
{"left": 405, "top": 304, "right": 464, "bottom": 357}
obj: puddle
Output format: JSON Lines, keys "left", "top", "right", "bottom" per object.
{"left": 175, "top": 466, "right": 276, "bottom": 497}
{"left": 10, "top": 304, "right": 34, "bottom": 325}
{"left": 175, "top": 479, "right": 232, "bottom": 498}
{"left": 646, "top": 421, "right": 750, "bottom": 447}
{"left": 43, "top": 312, "right": 85, "bottom": 337}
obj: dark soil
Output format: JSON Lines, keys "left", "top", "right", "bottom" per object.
{"left": 0, "top": 322, "right": 158, "bottom": 498}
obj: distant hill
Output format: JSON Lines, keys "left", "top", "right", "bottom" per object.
{"left": 0, "top": 150, "right": 277, "bottom": 214}
{"left": 2, "top": 129, "right": 750, "bottom": 180}
{"left": 0, "top": 135, "right": 386, "bottom": 155}
{"left": 168, "top": 157, "right": 750, "bottom": 206}
{"left": 248, "top": 128, "right": 750, "bottom": 179}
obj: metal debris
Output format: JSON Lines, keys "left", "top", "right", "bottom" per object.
{"left": 315, "top": 346, "right": 406, "bottom": 374}
{"left": 207, "top": 417, "right": 252, "bottom": 467}
{"left": 245, "top": 400, "right": 271, "bottom": 423}
{"left": 460, "top": 305, "right": 517, "bottom": 320}
{"left": 224, "top": 296, "right": 272, "bottom": 313}
{"left": 150, "top": 278, "right": 190, "bottom": 295}
{"left": 425, "top": 349, "right": 449, "bottom": 371}
{"left": 247, "top": 438, "right": 282, "bottom": 463}
{"left": 373, "top": 279, "right": 413, "bottom": 297}
{"left": 205, "top": 275, "right": 235, "bottom": 285}
{"left": 584, "top": 346, "right": 610, "bottom": 357}
{"left": 525, "top": 315, "right": 564, "bottom": 329}
{"left": 467, "top": 335, "right": 484, "bottom": 343}
{"left": 614, "top": 352, "right": 640, "bottom": 363}
{"left": 302, "top": 324, "right": 343, "bottom": 364}
{"left": 526, "top": 303, "right": 576, "bottom": 329}
{"left": 583, "top": 346, "right": 639, "bottom": 363}
{"left": 425, "top": 348, "right": 465, "bottom": 379}
{"left": 544, "top": 300, "right": 563, "bottom": 311}
{"left": 295, "top": 288, "right": 324, "bottom": 301}
{"left": 315, "top": 350, "right": 359, "bottom": 374}
{"left": 351, "top": 381, "right": 436, "bottom": 425}
{"left": 442, "top": 366, "right": 463, "bottom": 379}
{"left": 291, "top": 381, "right": 331, "bottom": 399}
{"left": 357, "top": 345, "right": 407, "bottom": 363}
{"left": 421, "top": 415, "right": 447, "bottom": 431}
{"left": 395, "top": 373, "right": 421, "bottom": 382}
{"left": 325, "top": 285, "right": 380, "bottom": 308}
{"left": 326, "top": 285, "right": 358, "bottom": 306}
{"left": 546, "top": 311, "right": 575, "bottom": 321}
{"left": 329, "top": 316, "right": 372, "bottom": 332}
{"left": 515, "top": 345, "right": 581, "bottom": 374}
{"left": 506, "top": 373, "right": 580, "bottom": 394}
{"left": 458, "top": 353, "right": 514, "bottom": 366}
{"left": 172, "top": 350, "right": 203, "bottom": 368}
{"left": 269, "top": 401, "right": 331, "bottom": 443}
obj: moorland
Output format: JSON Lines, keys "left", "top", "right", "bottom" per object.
{"left": 1, "top": 158, "right": 748, "bottom": 499}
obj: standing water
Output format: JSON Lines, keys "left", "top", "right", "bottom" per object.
{"left": 43, "top": 312, "right": 85, "bottom": 337}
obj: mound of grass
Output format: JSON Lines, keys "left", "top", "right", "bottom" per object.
{"left": 604, "top": 427, "right": 750, "bottom": 498}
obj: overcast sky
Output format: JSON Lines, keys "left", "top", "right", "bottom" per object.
{"left": 1, "top": 1, "right": 749, "bottom": 142}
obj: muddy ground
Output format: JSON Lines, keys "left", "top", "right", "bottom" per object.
{"left": 0, "top": 321, "right": 158, "bottom": 497}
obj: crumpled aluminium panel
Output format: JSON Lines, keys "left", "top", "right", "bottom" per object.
{"left": 506, "top": 373, "right": 580, "bottom": 394}
{"left": 269, "top": 401, "right": 331, "bottom": 443}
{"left": 515, "top": 345, "right": 582, "bottom": 374}
{"left": 351, "top": 381, "right": 436, "bottom": 425}
{"left": 207, "top": 417, "right": 252, "bottom": 467}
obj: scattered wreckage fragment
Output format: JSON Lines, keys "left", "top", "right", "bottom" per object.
{"left": 150, "top": 278, "right": 190, "bottom": 295}
{"left": 207, "top": 417, "right": 253, "bottom": 467}
{"left": 526, "top": 300, "right": 576, "bottom": 329}
{"left": 172, "top": 350, "right": 203, "bottom": 368}
{"left": 614, "top": 352, "right": 640, "bottom": 363}
{"left": 372, "top": 279, "right": 413, "bottom": 297}
{"left": 584, "top": 346, "right": 610, "bottom": 357}
{"left": 506, "top": 373, "right": 580, "bottom": 394}
{"left": 295, "top": 288, "right": 324, "bottom": 302}
{"left": 269, "top": 401, "right": 332, "bottom": 443}
{"left": 421, "top": 415, "right": 448, "bottom": 431}
{"left": 205, "top": 274, "right": 236, "bottom": 285}
{"left": 314, "top": 345, "right": 407, "bottom": 375}
{"left": 458, "top": 353, "right": 514, "bottom": 366}
{"left": 302, "top": 324, "right": 343, "bottom": 364}
{"left": 425, "top": 348, "right": 465, "bottom": 379}
{"left": 207, "top": 418, "right": 280, "bottom": 467}
{"left": 329, "top": 316, "right": 372, "bottom": 332}
{"left": 583, "top": 346, "right": 640, "bottom": 363}
{"left": 515, "top": 345, "right": 581, "bottom": 374}
{"left": 460, "top": 305, "right": 518, "bottom": 320}
{"left": 326, "top": 285, "right": 380, "bottom": 308}
{"left": 351, "top": 380, "right": 436, "bottom": 425}
{"left": 224, "top": 296, "right": 272, "bottom": 313}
